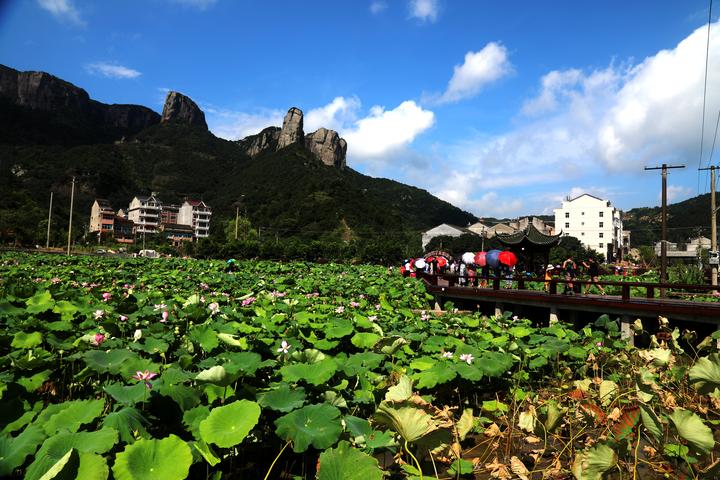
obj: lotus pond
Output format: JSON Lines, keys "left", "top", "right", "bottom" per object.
{"left": 0, "top": 252, "right": 719, "bottom": 479}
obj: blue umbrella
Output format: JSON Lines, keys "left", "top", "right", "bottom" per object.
{"left": 485, "top": 249, "right": 501, "bottom": 268}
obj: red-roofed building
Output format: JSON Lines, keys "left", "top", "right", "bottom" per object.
{"left": 178, "top": 199, "right": 212, "bottom": 238}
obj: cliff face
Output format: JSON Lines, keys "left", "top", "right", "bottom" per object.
{"left": 237, "top": 107, "right": 347, "bottom": 168}
{"left": 0, "top": 64, "right": 160, "bottom": 139}
{"left": 161, "top": 91, "right": 207, "bottom": 129}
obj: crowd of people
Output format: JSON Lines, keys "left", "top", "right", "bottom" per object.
{"left": 400, "top": 252, "right": 629, "bottom": 296}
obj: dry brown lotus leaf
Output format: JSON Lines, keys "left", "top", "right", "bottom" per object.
{"left": 586, "top": 352, "right": 596, "bottom": 362}
{"left": 592, "top": 376, "right": 603, "bottom": 385}
{"left": 484, "top": 423, "right": 504, "bottom": 438}
{"left": 607, "top": 407, "right": 622, "bottom": 422}
{"left": 643, "top": 446, "right": 658, "bottom": 458}
{"left": 524, "top": 435, "right": 541, "bottom": 444}
{"left": 711, "top": 396, "right": 720, "bottom": 410}
{"left": 544, "top": 456, "right": 564, "bottom": 479}
{"left": 510, "top": 456, "right": 530, "bottom": 480}
{"left": 485, "top": 457, "right": 512, "bottom": 480}
{"left": 660, "top": 391, "right": 677, "bottom": 409}
{"left": 450, "top": 442, "right": 462, "bottom": 459}
{"left": 698, "top": 405, "right": 708, "bottom": 414}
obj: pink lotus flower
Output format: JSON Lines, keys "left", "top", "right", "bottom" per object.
{"left": 459, "top": 353, "right": 474, "bottom": 365}
{"left": 51, "top": 277, "right": 61, "bottom": 284}
{"left": 132, "top": 370, "right": 157, "bottom": 389}
{"left": 153, "top": 303, "right": 167, "bottom": 311}
{"left": 102, "top": 292, "right": 112, "bottom": 302}
{"left": 375, "top": 304, "right": 381, "bottom": 310}
{"left": 368, "top": 315, "right": 377, "bottom": 321}
{"left": 208, "top": 302, "right": 220, "bottom": 315}
{"left": 335, "top": 306, "right": 345, "bottom": 314}
{"left": 305, "top": 292, "right": 319, "bottom": 298}
{"left": 277, "top": 340, "right": 291, "bottom": 354}
{"left": 91, "top": 333, "right": 106, "bottom": 346}
{"left": 119, "top": 315, "right": 128, "bottom": 322}
{"left": 349, "top": 301, "right": 360, "bottom": 308}
{"left": 241, "top": 297, "right": 256, "bottom": 306}
{"left": 161, "top": 310, "right": 169, "bottom": 323}
{"left": 421, "top": 311, "right": 430, "bottom": 321}
{"left": 200, "top": 282, "right": 209, "bottom": 290}
{"left": 93, "top": 309, "right": 104, "bottom": 320}
{"left": 271, "top": 291, "right": 286, "bottom": 297}
{"left": 442, "top": 351, "right": 454, "bottom": 359}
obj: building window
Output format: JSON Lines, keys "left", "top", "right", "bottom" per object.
{"left": 581, "top": 212, "right": 585, "bottom": 215}
{"left": 599, "top": 233, "right": 604, "bottom": 238}
{"left": 581, "top": 222, "right": 584, "bottom": 226}
{"left": 599, "top": 222, "right": 604, "bottom": 228}
{"left": 581, "top": 232, "right": 585, "bottom": 236}
{"left": 599, "top": 243, "right": 604, "bottom": 248}
{"left": 599, "top": 211, "right": 604, "bottom": 217}
{"left": 565, "top": 212, "right": 569, "bottom": 218}
{"left": 565, "top": 222, "right": 569, "bottom": 228}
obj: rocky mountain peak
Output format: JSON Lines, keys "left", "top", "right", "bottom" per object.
{"left": 237, "top": 106, "right": 347, "bottom": 168}
{"left": 161, "top": 91, "right": 207, "bottom": 129}
{"left": 305, "top": 128, "right": 347, "bottom": 169}
{"left": 277, "top": 107, "right": 304, "bottom": 149}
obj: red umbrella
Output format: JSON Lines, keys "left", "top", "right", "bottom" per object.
{"left": 436, "top": 257, "right": 448, "bottom": 267}
{"left": 474, "top": 252, "right": 487, "bottom": 267}
{"left": 426, "top": 256, "right": 436, "bottom": 262}
{"left": 499, "top": 251, "right": 518, "bottom": 267}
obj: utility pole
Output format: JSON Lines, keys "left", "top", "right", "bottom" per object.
{"left": 46, "top": 192, "right": 53, "bottom": 248}
{"left": 699, "top": 165, "right": 719, "bottom": 286}
{"left": 645, "top": 164, "right": 685, "bottom": 296}
{"left": 66, "top": 177, "right": 75, "bottom": 255}
{"left": 234, "top": 206, "right": 239, "bottom": 240}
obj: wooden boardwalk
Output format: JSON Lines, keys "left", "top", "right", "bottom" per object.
{"left": 422, "top": 275, "right": 720, "bottom": 327}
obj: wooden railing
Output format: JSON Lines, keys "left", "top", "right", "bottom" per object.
{"left": 421, "top": 273, "right": 720, "bottom": 302}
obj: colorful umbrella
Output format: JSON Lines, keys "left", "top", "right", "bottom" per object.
{"left": 474, "top": 251, "right": 486, "bottom": 267}
{"left": 462, "top": 252, "right": 475, "bottom": 264}
{"left": 415, "top": 258, "right": 427, "bottom": 269}
{"left": 486, "top": 249, "right": 501, "bottom": 268}
{"left": 437, "top": 256, "right": 448, "bottom": 267}
{"left": 499, "top": 251, "right": 518, "bottom": 267}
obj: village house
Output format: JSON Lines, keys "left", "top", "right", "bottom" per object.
{"left": 554, "top": 193, "right": 624, "bottom": 261}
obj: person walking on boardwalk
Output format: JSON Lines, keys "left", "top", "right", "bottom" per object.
{"left": 562, "top": 256, "right": 577, "bottom": 294}
{"left": 582, "top": 258, "right": 606, "bottom": 295}
{"left": 544, "top": 264, "right": 554, "bottom": 292}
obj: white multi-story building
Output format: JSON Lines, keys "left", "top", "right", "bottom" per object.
{"left": 178, "top": 200, "right": 212, "bottom": 238}
{"left": 127, "top": 194, "right": 162, "bottom": 234}
{"left": 554, "top": 193, "right": 623, "bottom": 261}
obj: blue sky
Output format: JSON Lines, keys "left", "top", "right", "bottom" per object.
{"left": 2, "top": 0, "right": 720, "bottom": 219}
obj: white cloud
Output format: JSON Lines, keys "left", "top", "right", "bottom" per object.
{"left": 207, "top": 108, "right": 284, "bottom": 140}
{"left": 169, "top": 0, "right": 218, "bottom": 9}
{"left": 521, "top": 69, "right": 583, "bottom": 116}
{"left": 37, "top": 0, "right": 83, "bottom": 25}
{"left": 343, "top": 100, "right": 435, "bottom": 159}
{"left": 435, "top": 43, "right": 512, "bottom": 104}
{"left": 409, "top": 0, "right": 439, "bottom": 22}
{"left": 85, "top": 62, "right": 141, "bottom": 79}
{"left": 666, "top": 185, "right": 694, "bottom": 203}
{"left": 370, "top": 1, "right": 387, "bottom": 14}
{"left": 305, "top": 96, "right": 361, "bottom": 133}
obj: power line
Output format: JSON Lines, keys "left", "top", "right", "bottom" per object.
{"left": 699, "top": 0, "right": 714, "bottom": 192}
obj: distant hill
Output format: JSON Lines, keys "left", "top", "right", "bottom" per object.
{"left": 0, "top": 65, "right": 476, "bottom": 247}
{"left": 623, "top": 193, "right": 717, "bottom": 246}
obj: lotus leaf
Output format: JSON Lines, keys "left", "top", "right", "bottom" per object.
{"left": 192, "top": 439, "right": 220, "bottom": 466}
{"left": 12, "top": 331, "right": 43, "bottom": 349}
{"left": 448, "top": 458, "right": 475, "bottom": 475}
{"left": 257, "top": 383, "right": 306, "bottom": 412}
{"left": 104, "top": 383, "right": 148, "bottom": 406}
{"left": 571, "top": 443, "right": 617, "bottom": 480}
{"left": 51, "top": 301, "right": 78, "bottom": 321}
{"left": 275, "top": 403, "right": 343, "bottom": 453}
{"left": 598, "top": 380, "right": 618, "bottom": 406}
{"left": 25, "top": 291, "right": 54, "bottom": 313}
{"left": 640, "top": 405, "right": 663, "bottom": 442}
{"left": 217, "top": 333, "right": 248, "bottom": 349}
{"left": 385, "top": 375, "right": 413, "bottom": 402}
{"left": 182, "top": 405, "right": 210, "bottom": 439}
{"left": 351, "top": 333, "right": 381, "bottom": 349}
{"left": 375, "top": 401, "right": 438, "bottom": 443}
{"left": 317, "top": 441, "right": 384, "bottom": 480}
{"left": 377, "top": 336, "right": 407, "bottom": 355}
{"left": 290, "top": 348, "right": 326, "bottom": 363}
{"left": 17, "top": 369, "right": 52, "bottom": 392}
{"left": 199, "top": 400, "right": 261, "bottom": 448}
{"left": 194, "top": 365, "right": 239, "bottom": 387}
{"left": 76, "top": 453, "right": 108, "bottom": 480}
{"left": 34, "top": 448, "right": 78, "bottom": 480}
{"left": 343, "top": 352, "right": 384, "bottom": 376}
{"left": 476, "top": 351, "right": 513, "bottom": 377}
{"left": 102, "top": 408, "right": 148, "bottom": 444}
{"left": 112, "top": 435, "right": 192, "bottom": 480}
{"left": 158, "top": 384, "right": 201, "bottom": 411}
{"left": 280, "top": 358, "right": 337, "bottom": 386}
{"left": 39, "top": 399, "right": 105, "bottom": 435}
{"left": 0, "top": 425, "right": 46, "bottom": 476}
{"left": 26, "top": 429, "right": 117, "bottom": 480}
{"left": 688, "top": 353, "right": 720, "bottom": 395}
{"left": 325, "top": 319, "right": 354, "bottom": 339}
{"left": 84, "top": 350, "right": 138, "bottom": 375}
{"left": 668, "top": 408, "right": 715, "bottom": 454}
{"left": 188, "top": 325, "right": 219, "bottom": 352}
{"left": 413, "top": 362, "right": 456, "bottom": 389}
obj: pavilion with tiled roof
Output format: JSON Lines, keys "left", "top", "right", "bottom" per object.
{"left": 496, "top": 224, "right": 563, "bottom": 274}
